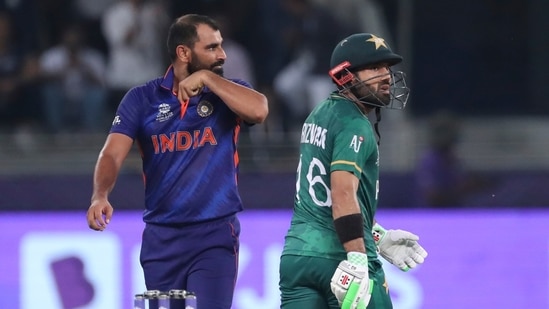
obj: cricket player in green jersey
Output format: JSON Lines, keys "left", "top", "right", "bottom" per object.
{"left": 279, "top": 33, "right": 428, "bottom": 309}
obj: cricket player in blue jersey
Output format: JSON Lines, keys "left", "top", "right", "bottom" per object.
{"left": 86, "top": 14, "right": 268, "bottom": 309}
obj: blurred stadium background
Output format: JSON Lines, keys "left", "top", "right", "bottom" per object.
{"left": 0, "top": 0, "right": 548, "bottom": 308}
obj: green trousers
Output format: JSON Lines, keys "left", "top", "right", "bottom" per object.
{"left": 279, "top": 254, "right": 393, "bottom": 309}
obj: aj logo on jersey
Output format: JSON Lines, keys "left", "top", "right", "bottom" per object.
{"left": 350, "top": 135, "right": 363, "bottom": 153}
{"left": 112, "top": 115, "right": 121, "bottom": 125}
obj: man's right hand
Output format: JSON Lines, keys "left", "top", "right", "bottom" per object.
{"left": 330, "top": 252, "right": 373, "bottom": 309}
{"left": 87, "top": 200, "right": 113, "bottom": 231}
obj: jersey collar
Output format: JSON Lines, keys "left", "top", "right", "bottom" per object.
{"left": 160, "top": 65, "right": 175, "bottom": 92}
{"left": 160, "top": 65, "right": 211, "bottom": 94}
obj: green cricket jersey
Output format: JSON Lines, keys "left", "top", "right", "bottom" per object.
{"left": 282, "top": 93, "right": 380, "bottom": 262}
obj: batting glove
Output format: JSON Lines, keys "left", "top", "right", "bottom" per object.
{"left": 330, "top": 252, "right": 373, "bottom": 309}
{"left": 373, "top": 223, "right": 428, "bottom": 271}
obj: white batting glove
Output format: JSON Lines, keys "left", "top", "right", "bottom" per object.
{"left": 330, "top": 252, "right": 373, "bottom": 309}
{"left": 373, "top": 223, "right": 428, "bottom": 272}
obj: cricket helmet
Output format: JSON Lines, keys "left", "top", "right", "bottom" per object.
{"left": 328, "top": 33, "right": 409, "bottom": 110}
{"left": 330, "top": 33, "right": 402, "bottom": 70}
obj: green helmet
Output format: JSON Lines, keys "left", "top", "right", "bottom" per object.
{"left": 330, "top": 33, "right": 402, "bottom": 71}
{"left": 328, "top": 33, "right": 410, "bottom": 111}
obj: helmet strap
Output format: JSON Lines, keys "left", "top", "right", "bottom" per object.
{"left": 374, "top": 107, "right": 382, "bottom": 145}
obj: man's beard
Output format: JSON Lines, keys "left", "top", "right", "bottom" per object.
{"left": 353, "top": 82, "right": 390, "bottom": 106}
{"left": 188, "top": 56, "right": 225, "bottom": 76}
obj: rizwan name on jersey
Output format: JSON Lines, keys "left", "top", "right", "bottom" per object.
{"left": 301, "top": 123, "right": 327, "bottom": 149}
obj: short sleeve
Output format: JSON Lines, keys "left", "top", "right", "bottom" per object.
{"left": 330, "top": 120, "right": 377, "bottom": 177}
{"left": 109, "top": 87, "right": 143, "bottom": 139}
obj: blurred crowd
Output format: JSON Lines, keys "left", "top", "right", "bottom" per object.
{"left": 1, "top": 0, "right": 543, "bottom": 208}
{"left": 0, "top": 0, "right": 378, "bottom": 150}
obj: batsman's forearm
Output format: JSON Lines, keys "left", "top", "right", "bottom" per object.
{"left": 91, "top": 153, "right": 122, "bottom": 201}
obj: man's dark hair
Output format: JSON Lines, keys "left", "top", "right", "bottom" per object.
{"left": 166, "top": 14, "right": 220, "bottom": 62}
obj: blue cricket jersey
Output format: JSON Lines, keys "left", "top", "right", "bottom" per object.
{"left": 110, "top": 66, "right": 248, "bottom": 224}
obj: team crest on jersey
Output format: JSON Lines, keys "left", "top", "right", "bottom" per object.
{"left": 156, "top": 103, "right": 174, "bottom": 122}
{"left": 197, "top": 100, "right": 213, "bottom": 117}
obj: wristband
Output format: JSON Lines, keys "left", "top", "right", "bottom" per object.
{"left": 334, "top": 213, "right": 364, "bottom": 244}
